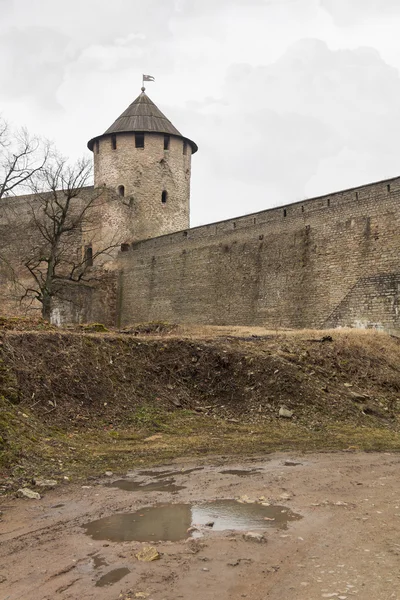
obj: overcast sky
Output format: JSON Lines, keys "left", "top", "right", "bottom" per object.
{"left": 1, "top": 0, "right": 400, "bottom": 226}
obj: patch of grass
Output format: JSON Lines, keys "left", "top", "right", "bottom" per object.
{"left": 3, "top": 403, "right": 400, "bottom": 492}
{"left": 79, "top": 322, "right": 109, "bottom": 333}
{"left": 127, "top": 404, "right": 166, "bottom": 430}
{"left": 119, "top": 321, "right": 177, "bottom": 336}
{"left": 2, "top": 327, "right": 400, "bottom": 492}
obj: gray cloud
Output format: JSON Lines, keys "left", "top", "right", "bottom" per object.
{"left": 174, "top": 0, "right": 266, "bottom": 15}
{"left": 185, "top": 38, "right": 400, "bottom": 222}
{"left": 2, "top": 0, "right": 400, "bottom": 226}
{"left": 0, "top": 27, "right": 69, "bottom": 108}
{"left": 0, "top": 1, "right": 180, "bottom": 110}
{"left": 11, "top": 0, "right": 177, "bottom": 45}
{"left": 320, "top": 0, "right": 400, "bottom": 25}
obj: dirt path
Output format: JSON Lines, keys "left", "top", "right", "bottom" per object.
{"left": 1, "top": 452, "right": 400, "bottom": 600}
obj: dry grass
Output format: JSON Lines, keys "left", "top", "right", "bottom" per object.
{"left": 2, "top": 324, "right": 400, "bottom": 489}
{"left": 152, "top": 324, "right": 392, "bottom": 340}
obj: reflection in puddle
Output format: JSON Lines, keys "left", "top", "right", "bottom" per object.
{"left": 138, "top": 467, "right": 203, "bottom": 479}
{"left": 84, "top": 500, "right": 302, "bottom": 543}
{"left": 192, "top": 500, "right": 300, "bottom": 531}
{"left": 220, "top": 469, "right": 261, "bottom": 477}
{"left": 95, "top": 567, "right": 130, "bottom": 587}
{"left": 93, "top": 554, "right": 107, "bottom": 569}
{"left": 109, "top": 479, "right": 185, "bottom": 493}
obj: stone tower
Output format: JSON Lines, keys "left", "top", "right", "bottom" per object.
{"left": 87, "top": 89, "right": 198, "bottom": 242}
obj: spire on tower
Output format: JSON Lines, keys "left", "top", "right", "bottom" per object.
{"left": 87, "top": 90, "right": 198, "bottom": 153}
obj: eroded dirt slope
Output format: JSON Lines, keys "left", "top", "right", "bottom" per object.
{"left": 2, "top": 327, "right": 400, "bottom": 426}
{"left": 2, "top": 323, "right": 400, "bottom": 485}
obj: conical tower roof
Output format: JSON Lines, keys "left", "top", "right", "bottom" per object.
{"left": 88, "top": 90, "right": 198, "bottom": 153}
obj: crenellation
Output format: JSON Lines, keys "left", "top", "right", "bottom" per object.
{"left": 116, "top": 173, "right": 400, "bottom": 331}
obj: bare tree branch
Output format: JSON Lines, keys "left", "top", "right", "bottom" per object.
{"left": 20, "top": 153, "right": 120, "bottom": 320}
{"left": 0, "top": 120, "right": 121, "bottom": 322}
{"left": 0, "top": 117, "right": 50, "bottom": 201}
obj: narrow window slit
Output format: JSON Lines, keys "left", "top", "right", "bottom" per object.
{"left": 161, "top": 190, "right": 168, "bottom": 204}
{"left": 135, "top": 133, "right": 145, "bottom": 148}
{"left": 84, "top": 246, "right": 93, "bottom": 267}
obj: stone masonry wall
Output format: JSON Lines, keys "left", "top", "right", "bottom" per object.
{"left": 117, "top": 176, "right": 400, "bottom": 331}
{"left": 50, "top": 272, "right": 118, "bottom": 327}
{"left": 94, "top": 132, "right": 191, "bottom": 242}
{"left": 0, "top": 187, "right": 124, "bottom": 322}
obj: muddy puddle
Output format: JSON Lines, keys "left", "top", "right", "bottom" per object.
{"left": 93, "top": 554, "right": 107, "bottom": 569}
{"left": 108, "top": 479, "right": 185, "bottom": 493}
{"left": 137, "top": 467, "right": 203, "bottom": 479}
{"left": 220, "top": 469, "right": 261, "bottom": 477}
{"left": 83, "top": 500, "right": 302, "bottom": 543}
{"left": 95, "top": 567, "right": 130, "bottom": 587}
{"left": 107, "top": 466, "right": 204, "bottom": 493}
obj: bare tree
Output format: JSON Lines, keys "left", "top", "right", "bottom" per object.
{"left": 21, "top": 154, "right": 120, "bottom": 320}
{"left": 0, "top": 117, "right": 49, "bottom": 201}
{"left": 0, "top": 118, "right": 49, "bottom": 280}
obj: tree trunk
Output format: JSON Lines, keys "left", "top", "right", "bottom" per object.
{"left": 42, "top": 294, "right": 52, "bottom": 321}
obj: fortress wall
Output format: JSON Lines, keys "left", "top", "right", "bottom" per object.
{"left": 50, "top": 272, "right": 118, "bottom": 327}
{"left": 0, "top": 187, "right": 123, "bottom": 319}
{"left": 118, "top": 176, "right": 400, "bottom": 329}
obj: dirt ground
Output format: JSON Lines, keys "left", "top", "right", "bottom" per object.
{"left": 2, "top": 451, "right": 400, "bottom": 600}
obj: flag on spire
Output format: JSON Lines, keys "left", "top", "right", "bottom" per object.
{"left": 143, "top": 74, "right": 155, "bottom": 82}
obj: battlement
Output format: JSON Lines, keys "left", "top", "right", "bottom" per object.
{"left": 125, "top": 175, "right": 400, "bottom": 253}
{"left": 118, "top": 173, "right": 400, "bottom": 331}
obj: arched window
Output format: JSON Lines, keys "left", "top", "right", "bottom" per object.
{"left": 117, "top": 185, "right": 125, "bottom": 197}
{"left": 161, "top": 190, "right": 168, "bottom": 204}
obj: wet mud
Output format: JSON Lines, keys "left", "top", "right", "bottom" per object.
{"left": 107, "top": 479, "right": 185, "bottom": 493}
{"left": 220, "top": 469, "right": 262, "bottom": 477}
{"left": 2, "top": 453, "right": 400, "bottom": 600}
{"left": 95, "top": 567, "right": 130, "bottom": 587}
